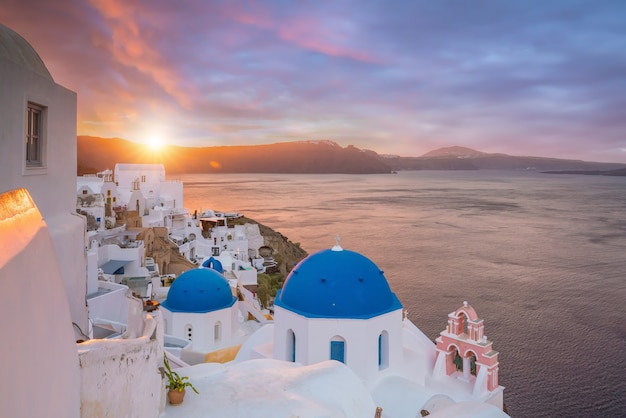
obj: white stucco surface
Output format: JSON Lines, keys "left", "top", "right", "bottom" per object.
{"left": 78, "top": 310, "right": 164, "bottom": 418}
{"left": 0, "top": 24, "right": 87, "bottom": 332}
{"left": 0, "top": 189, "right": 80, "bottom": 417}
{"left": 160, "top": 359, "right": 377, "bottom": 418}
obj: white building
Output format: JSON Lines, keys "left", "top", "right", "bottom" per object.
{"left": 160, "top": 268, "right": 238, "bottom": 353}
{"left": 0, "top": 22, "right": 88, "bottom": 335}
{"left": 91, "top": 227, "right": 150, "bottom": 288}
{"left": 76, "top": 169, "right": 117, "bottom": 230}
{"left": 114, "top": 163, "right": 183, "bottom": 213}
{"left": 1, "top": 23, "right": 162, "bottom": 418}
{"left": 272, "top": 245, "right": 406, "bottom": 384}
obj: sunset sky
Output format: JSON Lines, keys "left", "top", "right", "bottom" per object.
{"left": 2, "top": 1, "right": 625, "bottom": 162}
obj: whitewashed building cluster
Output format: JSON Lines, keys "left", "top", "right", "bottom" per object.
{"left": 0, "top": 23, "right": 508, "bottom": 418}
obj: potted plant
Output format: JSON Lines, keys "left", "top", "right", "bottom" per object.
{"left": 163, "top": 354, "right": 199, "bottom": 405}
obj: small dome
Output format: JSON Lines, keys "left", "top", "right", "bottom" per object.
{"left": 275, "top": 248, "right": 402, "bottom": 318}
{"left": 161, "top": 268, "right": 236, "bottom": 313}
{"left": 202, "top": 257, "right": 224, "bottom": 273}
{"left": 0, "top": 23, "right": 53, "bottom": 81}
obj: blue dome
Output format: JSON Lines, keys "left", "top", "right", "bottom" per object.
{"left": 161, "top": 268, "right": 236, "bottom": 313}
{"left": 274, "top": 248, "right": 402, "bottom": 319}
{"left": 202, "top": 257, "right": 224, "bottom": 273}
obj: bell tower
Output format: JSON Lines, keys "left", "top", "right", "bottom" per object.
{"left": 433, "top": 302, "right": 503, "bottom": 408}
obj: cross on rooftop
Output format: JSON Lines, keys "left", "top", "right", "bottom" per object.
{"left": 332, "top": 234, "right": 343, "bottom": 251}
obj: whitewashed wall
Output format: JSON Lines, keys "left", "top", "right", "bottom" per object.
{"left": 0, "top": 28, "right": 88, "bottom": 334}
{"left": 0, "top": 189, "right": 80, "bottom": 418}
{"left": 273, "top": 306, "right": 404, "bottom": 383}
{"left": 78, "top": 310, "right": 164, "bottom": 418}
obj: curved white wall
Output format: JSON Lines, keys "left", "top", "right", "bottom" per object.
{"left": 0, "top": 189, "right": 80, "bottom": 417}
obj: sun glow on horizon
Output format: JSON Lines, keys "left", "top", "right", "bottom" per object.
{"left": 147, "top": 135, "right": 164, "bottom": 151}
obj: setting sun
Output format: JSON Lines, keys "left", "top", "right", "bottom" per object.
{"left": 147, "top": 135, "right": 164, "bottom": 151}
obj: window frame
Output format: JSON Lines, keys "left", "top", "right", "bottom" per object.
{"left": 24, "top": 101, "right": 47, "bottom": 174}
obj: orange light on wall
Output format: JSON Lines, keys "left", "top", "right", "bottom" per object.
{"left": 0, "top": 188, "right": 45, "bottom": 267}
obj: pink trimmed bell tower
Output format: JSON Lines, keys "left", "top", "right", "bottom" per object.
{"left": 433, "top": 302, "right": 504, "bottom": 408}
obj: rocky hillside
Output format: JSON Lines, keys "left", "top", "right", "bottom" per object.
{"left": 230, "top": 216, "right": 308, "bottom": 276}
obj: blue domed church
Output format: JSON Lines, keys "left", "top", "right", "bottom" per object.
{"left": 274, "top": 244, "right": 406, "bottom": 383}
{"left": 236, "top": 242, "right": 505, "bottom": 414}
{"left": 237, "top": 243, "right": 437, "bottom": 388}
{"left": 161, "top": 268, "right": 237, "bottom": 352}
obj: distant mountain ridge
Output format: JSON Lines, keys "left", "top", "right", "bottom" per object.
{"left": 382, "top": 146, "right": 626, "bottom": 172}
{"left": 420, "top": 146, "right": 488, "bottom": 158}
{"left": 77, "top": 136, "right": 391, "bottom": 175}
{"left": 77, "top": 137, "right": 626, "bottom": 175}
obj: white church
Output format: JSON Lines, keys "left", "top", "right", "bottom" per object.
{"left": 161, "top": 267, "right": 239, "bottom": 353}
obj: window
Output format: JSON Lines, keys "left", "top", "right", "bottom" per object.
{"left": 26, "top": 103, "right": 45, "bottom": 167}
{"left": 286, "top": 329, "right": 296, "bottom": 362}
{"left": 185, "top": 324, "right": 193, "bottom": 341}
{"left": 378, "top": 331, "right": 389, "bottom": 370}
{"left": 330, "top": 336, "right": 346, "bottom": 363}
{"left": 214, "top": 321, "right": 222, "bottom": 343}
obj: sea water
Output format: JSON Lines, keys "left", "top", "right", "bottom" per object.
{"left": 176, "top": 170, "right": 626, "bottom": 417}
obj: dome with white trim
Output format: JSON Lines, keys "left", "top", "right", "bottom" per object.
{"left": 274, "top": 245, "right": 402, "bottom": 318}
{"left": 161, "top": 268, "right": 236, "bottom": 313}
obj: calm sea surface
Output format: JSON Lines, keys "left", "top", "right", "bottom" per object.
{"left": 176, "top": 170, "right": 626, "bottom": 418}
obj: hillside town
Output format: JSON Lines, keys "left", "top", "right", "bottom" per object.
{"left": 1, "top": 22, "right": 507, "bottom": 417}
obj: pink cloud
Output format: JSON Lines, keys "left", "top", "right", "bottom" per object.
{"left": 228, "top": 4, "right": 274, "bottom": 30}
{"left": 224, "top": 4, "right": 379, "bottom": 64}
{"left": 277, "top": 17, "right": 379, "bottom": 64}
{"left": 88, "top": 0, "right": 194, "bottom": 108}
